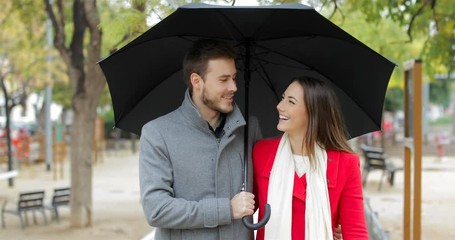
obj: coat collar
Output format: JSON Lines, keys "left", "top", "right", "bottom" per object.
{"left": 180, "top": 89, "right": 246, "bottom": 136}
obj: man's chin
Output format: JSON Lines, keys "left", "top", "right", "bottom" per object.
{"left": 219, "top": 105, "right": 234, "bottom": 114}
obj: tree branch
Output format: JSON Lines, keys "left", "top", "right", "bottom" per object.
{"left": 43, "top": 0, "right": 70, "bottom": 64}
{"left": 430, "top": 0, "right": 439, "bottom": 32}
{"left": 71, "top": 0, "right": 87, "bottom": 96}
{"left": 406, "top": 1, "right": 431, "bottom": 42}
{"left": 328, "top": 0, "right": 343, "bottom": 22}
{"left": 83, "top": 0, "right": 101, "bottom": 66}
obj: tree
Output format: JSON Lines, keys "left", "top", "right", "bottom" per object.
{"left": 1, "top": 0, "right": 53, "bottom": 186}
{"left": 43, "top": 0, "right": 104, "bottom": 227}
{"left": 42, "top": 0, "right": 163, "bottom": 227}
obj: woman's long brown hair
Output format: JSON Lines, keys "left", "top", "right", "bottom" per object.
{"left": 293, "top": 76, "right": 353, "bottom": 165}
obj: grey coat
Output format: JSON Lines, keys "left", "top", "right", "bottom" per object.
{"left": 139, "top": 90, "right": 261, "bottom": 240}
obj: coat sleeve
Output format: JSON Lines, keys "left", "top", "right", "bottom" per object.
{"left": 139, "top": 123, "right": 232, "bottom": 229}
{"left": 337, "top": 153, "right": 369, "bottom": 239}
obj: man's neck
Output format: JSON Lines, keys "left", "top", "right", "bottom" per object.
{"left": 206, "top": 112, "right": 222, "bottom": 129}
{"left": 191, "top": 94, "right": 221, "bottom": 128}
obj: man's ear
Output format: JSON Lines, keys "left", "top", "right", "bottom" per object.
{"left": 190, "top": 73, "right": 201, "bottom": 90}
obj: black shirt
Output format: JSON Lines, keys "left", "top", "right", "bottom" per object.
{"left": 208, "top": 114, "right": 226, "bottom": 139}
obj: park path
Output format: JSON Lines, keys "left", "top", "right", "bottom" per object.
{"left": 0, "top": 150, "right": 152, "bottom": 240}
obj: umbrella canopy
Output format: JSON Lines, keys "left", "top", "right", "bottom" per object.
{"left": 99, "top": 3, "right": 395, "bottom": 139}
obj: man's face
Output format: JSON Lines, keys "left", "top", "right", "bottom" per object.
{"left": 197, "top": 58, "right": 237, "bottom": 114}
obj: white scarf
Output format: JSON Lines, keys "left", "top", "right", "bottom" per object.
{"left": 265, "top": 133, "right": 333, "bottom": 240}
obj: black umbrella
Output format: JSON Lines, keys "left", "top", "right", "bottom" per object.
{"left": 99, "top": 3, "right": 395, "bottom": 229}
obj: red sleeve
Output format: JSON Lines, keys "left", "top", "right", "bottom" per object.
{"left": 338, "top": 153, "right": 369, "bottom": 239}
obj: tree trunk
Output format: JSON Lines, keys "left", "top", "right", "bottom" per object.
{"left": 0, "top": 77, "right": 14, "bottom": 187}
{"left": 70, "top": 98, "right": 95, "bottom": 227}
{"left": 451, "top": 89, "right": 455, "bottom": 136}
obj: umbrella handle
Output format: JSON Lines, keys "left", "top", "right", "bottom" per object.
{"left": 242, "top": 203, "right": 271, "bottom": 230}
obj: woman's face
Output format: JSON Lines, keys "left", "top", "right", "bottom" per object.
{"left": 276, "top": 81, "right": 308, "bottom": 136}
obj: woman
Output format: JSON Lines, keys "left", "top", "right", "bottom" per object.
{"left": 253, "top": 76, "right": 368, "bottom": 240}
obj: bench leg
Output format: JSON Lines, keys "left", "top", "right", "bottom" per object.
{"left": 19, "top": 212, "right": 26, "bottom": 229}
{"left": 41, "top": 209, "right": 48, "bottom": 225}
{"left": 54, "top": 207, "right": 60, "bottom": 223}
{"left": 1, "top": 210, "right": 5, "bottom": 228}
{"left": 389, "top": 171, "right": 395, "bottom": 186}
{"left": 33, "top": 210, "right": 38, "bottom": 225}
{"left": 362, "top": 169, "right": 370, "bottom": 186}
{"left": 378, "top": 171, "right": 387, "bottom": 191}
{"left": 23, "top": 212, "right": 29, "bottom": 227}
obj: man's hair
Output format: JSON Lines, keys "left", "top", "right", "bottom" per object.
{"left": 183, "top": 39, "right": 237, "bottom": 92}
{"left": 292, "top": 76, "right": 353, "bottom": 166}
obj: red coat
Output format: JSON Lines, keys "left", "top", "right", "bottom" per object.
{"left": 253, "top": 137, "right": 368, "bottom": 240}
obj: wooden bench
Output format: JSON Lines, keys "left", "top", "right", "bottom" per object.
{"left": 1, "top": 190, "right": 48, "bottom": 228}
{"left": 360, "top": 144, "right": 401, "bottom": 190}
{"left": 45, "top": 187, "right": 70, "bottom": 222}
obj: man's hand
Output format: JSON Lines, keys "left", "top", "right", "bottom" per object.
{"left": 230, "top": 191, "right": 255, "bottom": 219}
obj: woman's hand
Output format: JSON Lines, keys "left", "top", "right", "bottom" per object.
{"left": 334, "top": 224, "right": 343, "bottom": 240}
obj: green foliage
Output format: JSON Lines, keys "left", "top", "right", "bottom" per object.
{"left": 99, "top": 105, "right": 115, "bottom": 138}
{"left": 1, "top": 0, "right": 57, "bottom": 94}
{"left": 429, "top": 79, "right": 451, "bottom": 108}
{"left": 429, "top": 115, "right": 452, "bottom": 126}
{"left": 384, "top": 87, "right": 403, "bottom": 112}
{"left": 344, "top": 0, "right": 455, "bottom": 85}
{"left": 52, "top": 81, "right": 72, "bottom": 109}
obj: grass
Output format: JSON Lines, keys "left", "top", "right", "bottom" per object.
{"left": 429, "top": 116, "right": 453, "bottom": 126}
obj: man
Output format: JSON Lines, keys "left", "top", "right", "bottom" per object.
{"left": 139, "top": 39, "right": 262, "bottom": 239}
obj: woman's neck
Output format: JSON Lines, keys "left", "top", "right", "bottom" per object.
{"left": 288, "top": 133, "right": 307, "bottom": 155}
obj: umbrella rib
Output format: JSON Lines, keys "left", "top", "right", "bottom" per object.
{"left": 215, "top": 10, "right": 246, "bottom": 40}
{"left": 257, "top": 67, "right": 280, "bottom": 102}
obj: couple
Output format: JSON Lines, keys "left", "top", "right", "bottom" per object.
{"left": 139, "top": 39, "right": 368, "bottom": 240}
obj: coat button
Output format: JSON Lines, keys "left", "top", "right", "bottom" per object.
{"left": 327, "top": 179, "right": 330, "bottom": 183}
{"left": 328, "top": 158, "right": 333, "bottom": 162}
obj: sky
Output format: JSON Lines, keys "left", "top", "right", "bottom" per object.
{"left": 147, "top": 0, "right": 315, "bottom": 25}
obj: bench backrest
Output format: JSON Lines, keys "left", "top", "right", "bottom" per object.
{"left": 360, "top": 144, "right": 387, "bottom": 169}
{"left": 52, "top": 187, "right": 71, "bottom": 207}
{"left": 17, "top": 191, "right": 45, "bottom": 211}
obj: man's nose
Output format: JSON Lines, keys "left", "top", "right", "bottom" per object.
{"left": 229, "top": 79, "right": 237, "bottom": 92}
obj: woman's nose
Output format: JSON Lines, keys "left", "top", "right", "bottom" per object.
{"left": 276, "top": 100, "right": 283, "bottom": 111}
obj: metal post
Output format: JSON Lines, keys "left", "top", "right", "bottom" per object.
{"left": 45, "top": 16, "right": 53, "bottom": 171}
